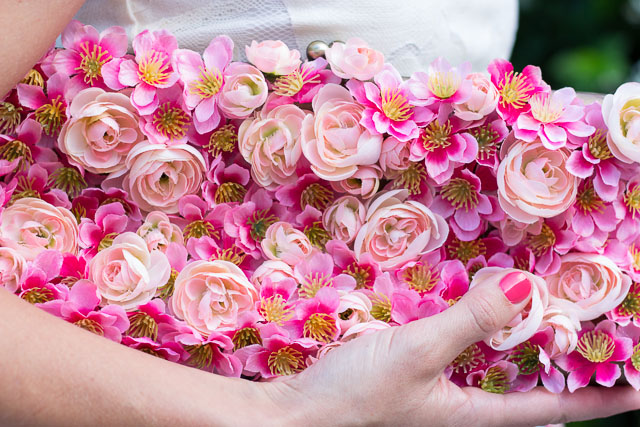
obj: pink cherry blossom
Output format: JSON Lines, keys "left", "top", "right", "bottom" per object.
{"left": 78, "top": 201, "right": 129, "bottom": 258}
{"left": 407, "top": 57, "right": 472, "bottom": 106}
{"left": 17, "top": 73, "right": 70, "bottom": 137}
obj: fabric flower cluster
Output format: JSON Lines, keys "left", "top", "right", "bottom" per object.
{"left": 3, "top": 21, "right": 640, "bottom": 393}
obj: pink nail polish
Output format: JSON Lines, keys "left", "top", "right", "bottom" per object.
{"left": 499, "top": 272, "right": 531, "bottom": 304}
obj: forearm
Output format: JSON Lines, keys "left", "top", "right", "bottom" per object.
{"left": 0, "top": 288, "right": 281, "bottom": 426}
{"left": 0, "top": 0, "right": 85, "bottom": 97}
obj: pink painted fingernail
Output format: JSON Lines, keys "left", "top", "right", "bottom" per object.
{"left": 499, "top": 271, "right": 531, "bottom": 304}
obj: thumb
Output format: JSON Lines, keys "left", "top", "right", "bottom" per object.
{"left": 419, "top": 268, "right": 534, "bottom": 367}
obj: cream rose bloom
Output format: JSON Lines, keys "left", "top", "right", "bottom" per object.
{"left": 497, "top": 138, "right": 578, "bottom": 224}
{"left": 250, "top": 259, "right": 295, "bottom": 288}
{"left": 261, "top": 222, "right": 313, "bottom": 266}
{"left": 540, "top": 305, "right": 580, "bottom": 357}
{"left": 58, "top": 88, "right": 144, "bottom": 174}
{"left": 0, "top": 247, "right": 27, "bottom": 292}
{"left": 323, "top": 195, "right": 366, "bottom": 244}
{"left": 301, "top": 84, "right": 382, "bottom": 181}
{"left": 354, "top": 190, "right": 448, "bottom": 270}
{"left": 545, "top": 253, "right": 631, "bottom": 321}
{"left": 218, "top": 62, "right": 268, "bottom": 119}
{"left": 245, "top": 40, "right": 301, "bottom": 76}
{"left": 239, "top": 103, "right": 309, "bottom": 189}
{"left": 170, "top": 259, "right": 258, "bottom": 334}
{"left": 136, "top": 211, "right": 183, "bottom": 252}
{"left": 471, "top": 267, "right": 549, "bottom": 351}
{"left": 113, "top": 142, "right": 206, "bottom": 214}
{"left": 89, "top": 232, "right": 171, "bottom": 310}
{"left": 453, "top": 73, "right": 500, "bottom": 121}
{"left": 324, "top": 38, "right": 385, "bottom": 81}
{"left": 0, "top": 198, "right": 79, "bottom": 260}
{"left": 603, "top": 82, "right": 640, "bottom": 163}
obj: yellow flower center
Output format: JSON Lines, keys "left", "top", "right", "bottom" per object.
{"left": 209, "top": 247, "right": 247, "bottom": 266}
{"left": 74, "top": 318, "right": 105, "bottom": 336}
{"left": 343, "top": 262, "right": 373, "bottom": 290}
{"left": 267, "top": 346, "right": 305, "bottom": 376}
{"left": 303, "top": 222, "right": 331, "bottom": 250}
{"left": 447, "top": 237, "right": 486, "bottom": 264}
{"left": 205, "top": 124, "right": 238, "bottom": 157}
{"left": 189, "top": 67, "right": 223, "bottom": 98}
{"left": 21, "top": 69, "right": 45, "bottom": 87}
{"left": 185, "top": 344, "right": 214, "bottom": 369}
{"left": 588, "top": 129, "right": 613, "bottom": 160}
{"left": 381, "top": 88, "right": 413, "bottom": 122}
{"left": 34, "top": 95, "right": 66, "bottom": 136}
{"left": 138, "top": 50, "right": 172, "bottom": 86}
{"left": 157, "top": 268, "right": 178, "bottom": 299}
{"left": 303, "top": 313, "right": 338, "bottom": 343}
{"left": 402, "top": 263, "right": 440, "bottom": 294}
{"left": 299, "top": 272, "right": 333, "bottom": 299}
{"left": 21, "top": 287, "right": 54, "bottom": 304}
{"left": 183, "top": 219, "right": 219, "bottom": 240}
{"left": 0, "top": 101, "right": 22, "bottom": 135}
{"left": 428, "top": 70, "right": 460, "bottom": 99}
{"left": 632, "top": 343, "right": 640, "bottom": 372}
{"left": 215, "top": 182, "right": 247, "bottom": 204}
{"left": 480, "top": 366, "right": 510, "bottom": 394}
{"left": 529, "top": 92, "right": 563, "bottom": 123}
{"left": 576, "top": 330, "right": 615, "bottom": 363}
{"left": 526, "top": 223, "right": 556, "bottom": 257}
{"left": 624, "top": 185, "right": 640, "bottom": 219}
{"left": 421, "top": 120, "right": 453, "bottom": 152}
{"left": 451, "top": 343, "right": 485, "bottom": 374}
{"left": 497, "top": 70, "right": 533, "bottom": 109}
{"left": 152, "top": 102, "right": 190, "bottom": 141}
{"left": 300, "top": 183, "right": 334, "bottom": 211}
{"left": 232, "top": 327, "right": 262, "bottom": 350}
{"left": 441, "top": 177, "right": 479, "bottom": 211}
{"left": 392, "top": 162, "right": 428, "bottom": 196}
{"left": 370, "top": 294, "right": 392, "bottom": 322}
{"left": 258, "top": 295, "right": 294, "bottom": 325}
{"left": 469, "top": 124, "right": 500, "bottom": 162}
{"left": 0, "top": 139, "right": 33, "bottom": 172}
{"left": 98, "top": 232, "right": 118, "bottom": 251}
{"left": 77, "top": 41, "right": 112, "bottom": 85}
{"left": 127, "top": 312, "right": 159, "bottom": 341}
{"left": 576, "top": 181, "right": 604, "bottom": 215}
{"left": 47, "top": 167, "right": 87, "bottom": 199}
{"left": 509, "top": 341, "right": 541, "bottom": 375}
{"left": 617, "top": 282, "right": 640, "bottom": 318}
{"left": 248, "top": 209, "right": 278, "bottom": 241}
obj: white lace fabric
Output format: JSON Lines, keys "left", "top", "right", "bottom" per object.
{"left": 69, "top": 0, "right": 518, "bottom": 76}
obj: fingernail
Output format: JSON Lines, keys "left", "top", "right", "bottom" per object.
{"left": 499, "top": 271, "right": 531, "bottom": 304}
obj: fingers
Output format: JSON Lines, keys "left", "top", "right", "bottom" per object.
{"left": 406, "top": 270, "right": 532, "bottom": 367}
{"left": 476, "top": 386, "right": 640, "bottom": 426}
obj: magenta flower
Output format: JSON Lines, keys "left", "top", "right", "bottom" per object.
{"left": 567, "top": 103, "right": 627, "bottom": 201}
{"left": 17, "top": 72, "right": 69, "bottom": 136}
{"left": 286, "top": 287, "right": 341, "bottom": 343}
{"left": 102, "top": 29, "right": 179, "bottom": 115}
{"left": 557, "top": 320, "right": 632, "bottom": 392}
{"left": 570, "top": 180, "right": 622, "bottom": 237}
{"left": 509, "top": 327, "right": 566, "bottom": 393}
{"left": 269, "top": 57, "right": 341, "bottom": 106}
{"left": 122, "top": 336, "right": 186, "bottom": 362}
{"left": 608, "top": 282, "right": 640, "bottom": 327}
{"left": 54, "top": 253, "right": 88, "bottom": 288}
{"left": 126, "top": 298, "right": 179, "bottom": 342}
{"left": 172, "top": 36, "right": 233, "bottom": 134}
{"left": 514, "top": 87, "right": 594, "bottom": 150}
{"left": 617, "top": 324, "right": 640, "bottom": 391}
{"left": 9, "top": 163, "right": 70, "bottom": 208}
{"left": 201, "top": 156, "right": 250, "bottom": 208}
{"left": 409, "top": 104, "right": 478, "bottom": 184}
{"left": 431, "top": 168, "right": 501, "bottom": 240}
{"left": 524, "top": 215, "right": 577, "bottom": 276}
{"left": 326, "top": 239, "right": 381, "bottom": 291}
{"left": 614, "top": 177, "right": 640, "bottom": 243}
{"left": 347, "top": 64, "right": 434, "bottom": 141}
{"left": 468, "top": 116, "right": 509, "bottom": 170}
{"left": 238, "top": 323, "right": 317, "bottom": 378}
{"left": 275, "top": 173, "right": 335, "bottom": 213}
{"left": 0, "top": 118, "right": 54, "bottom": 173}
{"left": 488, "top": 58, "right": 549, "bottom": 125}
{"left": 293, "top": 250, "right": 356, "bottom": 298}
{"left": 139, "top": 85, "right": 192, "bottom": 145}
{"left": 18, "top": 250, "right": 69, "bottom": 304}
{"left": 53, "top": 21, "right": 128, "bottom": 95}
{"left": 446, "top": 341, "right": 503, "bottom": 388}
{"left": 466, "top": 360, "right": 519, "bottom": 393}
{"left": 78, "top": 201, "right": 129, "bottom": 258}
{"left": 407, "top": 57, "right": 472, "bottom": 106}
{"left": 72, "top": 187, "right": 142, "bottom": 223}
{"left": 40, "top": 279, "right": 129, "bottom": 342}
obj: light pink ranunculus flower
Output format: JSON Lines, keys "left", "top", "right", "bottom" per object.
{"left": 453, "top": 72, "right": 500, "bottom": 121}
{"left": 0, "top": 198, "right": 79, "bottom": 260}
{"left": 323, "top": 195, "right": 367, "bottom": 244}
{"left": 136, "top": 211, "right": 183, "bottom": 252}
{"left": 0, "top": 247, "right": 27, "bottom": 292}
{"left": 545, "top": 253, "right": 632, "bottom": 321}
{"left": 541, "top": 305, "right": 580, "bottom": 357}
{"left": 111, "top": 142, "right": 206, "bottom": 214}
{"left": 497, "top": 138, "right": 578, "bottom": 224}
{"left": 218, "top": 62, "right": 268, "bottom": 119}
{"left": 245, "top": 40, "right": 301, "bottom": 76}
{"left": 301, "top": 83, "right": 383, "bottom": 180}
{"left": 89, "top": 232, "right": 170, "bottom": 310}
{"left": 379, "top": 136, "right": 412, "bottom": 173}
{"left": 471, "top": 267, "right": 549, "bottom": 351}
{"left": 250, "top": 259, "right": 295, "bottom": 288}
{"left": 330, "top": 165, "right": 382, "bottom": 199}
{"left": 602, "top": 82, "right": 640, "bottom": 163}
{"left": 354, "top": 190, "right": 448, "bottom": 271}
{"left": 238, "top": 103, "right": 309, "bottom": 189}
{"left": 494, "top": 217, "right": 543, "bottom": 247}
{"left": 58, "top": 87, "right": 144, "bottom": 174}
{"left": 261, "top": 221, "right": 313, "bottom": 266}
{"left": 324, "top": 37, "right": 384, "bottom": 81}
{"left": 170, "top": 259, "right": 258, "bottom": 334}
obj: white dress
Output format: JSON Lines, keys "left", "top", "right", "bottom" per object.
{"left": 70, "top": 0, "right": 518, "bottom": 76}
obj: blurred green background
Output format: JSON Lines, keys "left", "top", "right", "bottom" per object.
{"left": 512, "top": 1, "right": 640, "bottom": 425}
{"left": 512, "top": 0, "right": 640, "bottom": 95}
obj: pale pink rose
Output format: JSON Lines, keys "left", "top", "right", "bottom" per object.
{"left": 250, "top": 259, "right": 295, "bottom": 288}
{"left": 261, "top": 222, "right": 313, "bottom": 266}
{"left": 338, "top": 290, "right": 373, "bottom": 331}
{"left": 170, "top": 259, "right": 258, "bottom": 334}
{"left": 58, "top": 88, "right": 144, "bottom": 174}
{"left": 89, "top": 232, "right": 170, "bottom": 310}
{"left": 113, "top": 142, "right": 206, "bottom": 214}
{"left": 494, "top": 217, "right": 543, "bottom": 247}
{"left": 497, "top": 138, "right": 578, "bottom": 224}
{"left": 379, "top": 136, "right": 411, "bottom": 173}
{"left": 602, "top": 82, "right": 640, "bottom": 163}
{"left": 541, "top": 305, "right": 580, "bottom": 357}
{"left": 453, "top": 73, "right": 500, "bottom": 121}
{"left": 330, "top": 165, "right": 382, "bottom": 199}
{"left": 0, "top": 198, "right": 79, "bottom": 260}
{"left": 239, "top": 103, "right": 309, "bottom": 189}
{"left": 136, "top": 211, "right": 183, "bottom": 252}
{"left": 0, "top": 247, "right": 27, "bottom": 292}
{"left": 301, "top": 84, "right": 382, "bottom": 180}
{"left": 218, "top": 62, "right": 268, "bottom": 119}
{"left": 323, "top": 195, "right": 366, "bottom": 244}
{"left": 471, "top": 267, "right": 549, "bottom": 351}
{"left": 354, "top": 190, "right": 448, "bottom": 270}
{"left": 545, "top": 253, "right": 632, "bottom": 321}
{"left": 324, "top": 37, "right": 385, "bottom": 81}
{"left": 245, "top": 40, "right": 301, "bottom": 75}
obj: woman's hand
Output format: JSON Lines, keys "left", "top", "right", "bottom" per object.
{"left": 265, "top": 275, "right": 640, "bottom": 426}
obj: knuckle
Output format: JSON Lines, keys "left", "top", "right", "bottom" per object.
{"left": 466, "top": 293, "right": 503, "bottom": 337}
